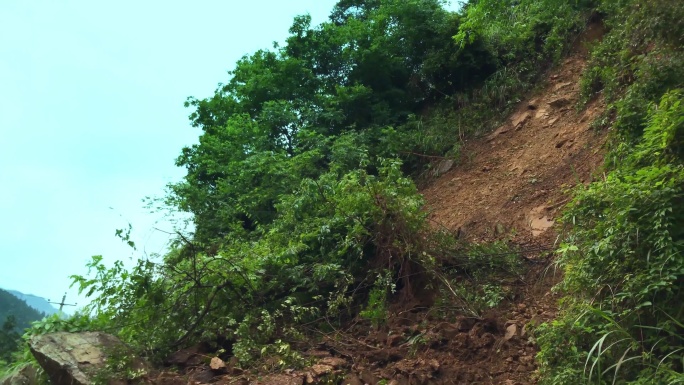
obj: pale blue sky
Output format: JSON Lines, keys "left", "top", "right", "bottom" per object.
{"left": 1, "top": 0, "right": 460, "bottom": 314}
{"left": 0, "top": 0, "right": 340, "bottom": 312}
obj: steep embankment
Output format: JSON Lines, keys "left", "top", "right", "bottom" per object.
{"left": 183, "top": 32, "right": 606, "bottom": 385}
{"left": 157, "top": 27, "right": 609, "bottom": 385}
{"left": 423, "top": 53, "right": 606, "bottom": 247}
{"left": 413, "top": 27, "right": 608, "bottom": 384}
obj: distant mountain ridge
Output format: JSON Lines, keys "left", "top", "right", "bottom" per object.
{"left": 4, "top": 289, "right": 57, "bottom": 316}
{"left": 0, "top": 289, "right": 47, "bottom": 332}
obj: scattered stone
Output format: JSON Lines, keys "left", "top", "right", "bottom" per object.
{"left": 309, "top": 364, "right": 333, "bottom": 377}
{"left": 535, "top": 108, "right": 549, "bottom": 119}
{"left": 210, "top": 357, "right": 227, "bottom": 372}
{"left": 555, "top": 138, "right": 569, "bottom": 148}
{"left": 495, "top": 222, "right": 506, "bottom": 235}
{"left": 511, "top": 111, "right": 532, "bottom": 130}
{"left": 307, "top": 350, "right": 332, "bottom": 359}
{"left": 487, "top": 124, "right": 511, "bottom": 141}
{"left": 433, "top": 159, "right": 455, "bottom": 177}
{"left": 553, "top": 82, "right": 572, "bottom": 91}
{"left": 528, "top": 206, "right": 555, "bottom": 236}
{"left": 319, "top": 357, "right": 347, "bottom": 369}
{"left": 340, "top": 374, "right": 363, "bottom": 385}
{"left": 359, "top": 370, "right": 379, "bottom": 385}
{"left": 165, "top": 345, "right": 204, "bottom": 367}
{"left": 504, "top": 324, "right": 518, "bottom": 341}
{"left": 189, "top": 367, "right": 215, "bottom": 383}
{"left": 455, "top": 317, "right": 477, "bottom": 332}
{"left": 436, "top": 322, "right": 461, "bottom": 339}
{"left": 547, "top": 97, "right": 570, "bottom": 108}
{"left": 228, "top": 356, "right": 243, "bottom": 375}
{"left": 520, "top": 355, "right": 535, "bottom": 365}
{"left": 387, "top": 333, "right": 404, "bottom": 347}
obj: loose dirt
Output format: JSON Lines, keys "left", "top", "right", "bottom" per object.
{"left": 422, "top": 54, "right": 606, "bottom": 249}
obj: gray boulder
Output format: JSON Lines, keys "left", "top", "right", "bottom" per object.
{"left": 29, "top": 332, "right": 149, "bottom": 385}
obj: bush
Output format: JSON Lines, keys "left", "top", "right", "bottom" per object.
{"left": 537, "top": 90, "right": 684, "bottom": 384}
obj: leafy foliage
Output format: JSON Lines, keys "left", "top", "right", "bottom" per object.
{"left": 538, "top": 72, "right": 684, "bottom": 385}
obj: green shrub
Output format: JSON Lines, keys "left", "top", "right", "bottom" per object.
{"left": 537, "top": 91, "right": 684, "bottom": 384}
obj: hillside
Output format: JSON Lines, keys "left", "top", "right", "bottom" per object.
{"left": 150, "top": 24, "right": 608, "bottom": 385}
{"left": 0, "top": 289, "right": 47, "bottom": 363}
{"left": 7, "top": 1, "right": 682, "bottom": 384}
{"left": 6, "top": 290, "right": 57, "bottom": 317}
{"left": 0, "top": 289, "right": 46, "bottom": 332}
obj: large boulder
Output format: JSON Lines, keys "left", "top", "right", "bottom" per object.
{"left": 29, "top": 331, "right": 149, "bottom": 385}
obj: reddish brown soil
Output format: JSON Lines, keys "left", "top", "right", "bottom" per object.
{"left": 421, "top": 56, "right": 606, "bottom": 248}
{"left": 156, "top": 26, "right": 607, "bottom": 385}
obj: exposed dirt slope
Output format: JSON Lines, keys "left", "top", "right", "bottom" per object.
{"left": 423, "top": 58, "right": 606, "bottom": 247}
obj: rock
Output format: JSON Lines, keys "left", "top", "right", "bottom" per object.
{"left": 555, "top": 138, "right": 569, "bottom": 148}
{"left": 527, "top": 99, "right": 538, "bottom": 109}
{"left": 164, "top": 345, "right": 203, "bottom": 367}
{"left": 520, "top": 355, "right": 535, "bottom": 365}
{"left": 340, "top": 374, "right": 363, "bottom": 385}
{"left": 528, "top": 206, "right": 555, "bottom": 236}
{"left": 1, "top": 364, "right": 40, "bottom": 385}
{"left": 432, "top": 159, "right": 454, "bottom": 177}
{"left": 553, "top": 82, "right": 573, "bottom": 91}
{"left": 504, "top": 324, "right": 518, "bottom": 341}
{"left": 436, "top": 322, "right": 460, "bottom": 339}
{"left": 387, "top": 333, "right": 404, "bottom": 347}
{"left": 511, "top": 111, "right": 531, "bottom": 130}
{"left": 309, "top": 364, "right": 333, "bottom": 377}
{"left": 319, "top": 356, "right": 347, "bottom": 369}
{"left": 495, "top": 222, "right": 506, "bottom": 235}
{"left": 29, "top": 332, "right": 150, "bottom": 385}
{"left": 189, "top": 366, "right": 215, "bottom": 383}
{"left": 455, "top": 317, "right": 477, "bottom": 332}
{"left": 359, "top": 370, "right": 379, "bottom": 385}
{"left": 535, "top": 108, "right": 549, "bottom": 119}
{"left": 228, "top": 356, "right": 243, "bottom": 375}
{"left": 547, "top": 97, "right": 570, "bottom": 108}
{"left": 210, "top": 357, "right": 227, "bottom": 372}
{"left": 486, "top": 124, "right": 511, "bottom": 141}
